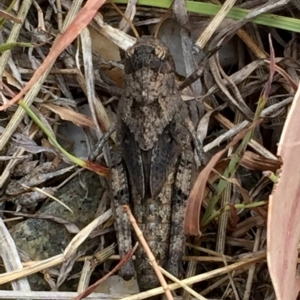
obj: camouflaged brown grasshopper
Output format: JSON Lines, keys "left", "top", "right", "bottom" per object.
{"left": 110, "top": 35, "right": 198, "bottom": 293}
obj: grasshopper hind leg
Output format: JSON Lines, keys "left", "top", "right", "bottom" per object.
{"left": 167, "top": 148, "right": 194, "bottom": 278}
{"left": 111, "top": 150, "right": 135, "bottom": 280}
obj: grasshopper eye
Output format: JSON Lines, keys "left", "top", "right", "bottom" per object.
{"left": 154, "top": 45, "right": 166, "bottom": 60}
{"left": 125, "top": 46, "right": 135, "bottom": 58}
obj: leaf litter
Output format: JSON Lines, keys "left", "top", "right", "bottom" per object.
{"left": 0, "top": 0, "right": 299, "bottom": 299}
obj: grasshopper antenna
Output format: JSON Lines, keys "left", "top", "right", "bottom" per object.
{"left": 109, "top": 1, "right": 140, "bottom": 38}
{"left": 153, "top": 0, "right": 175, "bottom": 39}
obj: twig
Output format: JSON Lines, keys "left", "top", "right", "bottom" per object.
{"left": 123, "top": 205, "right": 174, "bottom": 300}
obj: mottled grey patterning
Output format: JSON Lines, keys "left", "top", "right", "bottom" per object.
{"left": 111, "top": 35, "right": 195, "bottom": 296}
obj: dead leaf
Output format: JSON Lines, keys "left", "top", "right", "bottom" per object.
{"left": 267, "top": 82, "right": 300, "bottom": 300}
{"left": 241, "top": 151, "right": 281, "bottom": 172}
{"left": 41, "top": 103, "right": 95, "bottom": 129}
{"left": 196, "top": 104, "right": 226, "bottom": 144}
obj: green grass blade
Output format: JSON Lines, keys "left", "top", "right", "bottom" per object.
{"left": 18, "top": 100, "right": 87, "bottom": 168}
{"left": 0, "top": 42, "right": 33, "bottom": 53}
{"left": 203, "top": 201, "right": 267, "bottom": 226}
{"left": 113, "top": 0, "right": 300, "bottom": 33}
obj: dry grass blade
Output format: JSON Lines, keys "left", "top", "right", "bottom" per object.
{"left": 200, "top": 60, "right": 265, "bottom": 100}
{"left": 0, "top": 290, "right": 121, "bottom": 299}
{"left": 202, "top": 96, "right": 292, "bottom": 159}
{"left": 64, "top": 209, "right": 112, "bottom": 258}
{"left": 0, "top": 217, "right": 31, "bottom": 291}
{"left": 216, "top": 180, "right": 232, "bottom": 253}
{"left": 77, "top": 244, "right": 115, "bottom": 292}
{"left": 118, "top": 0, "right": 138, "bottom": 32}
{"left": 80, "top": 27, "right": 103, "bottom": 137}
{"left": 79, "top": 26, "right": 112, "bottom": 163}
{"left": 243, "top": 227, "right": 262, "bottom": 300}
{"left": 32, "top": 186, "right": 74, "bottom": 213}
{"left": 221, "top": 256, "right": 239, "bottom": 300}
{"left": 124, "top": 205, "right": 174, "bottom": 300}
{"left": 0, "top": 0, "right": 32, "bottom": 77}
{"left": 194, "top": 0, "right": 237, "bottom": 49}
{"left": 181, "top": 260, "right": 197, "bottom": 299}
{"left": 77, "top": 259, "right": 93, "bottom": 293}
{"left": 205, "top": 0, "right": 290, "bottom": 122}
{"left": 158, "top": 266, "right": 206, "bottom": 300}
{"left": 109, "top": 0, "right": 139, "bottom": 38}
{"left": 0, "top": 254, "right": 66, "bottom": 286}
{"left": 91, "top": 12, "right": 136, "bottom": 50}
{"left": 172, "top": 0, "right": 202, "bottom": 96}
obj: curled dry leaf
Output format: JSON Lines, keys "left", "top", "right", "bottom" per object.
{"left": 196, "top": 104, "right": 226, "bottom": 144}
{"left": 241, "top": 151, "right": 282, "bottom": 172}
